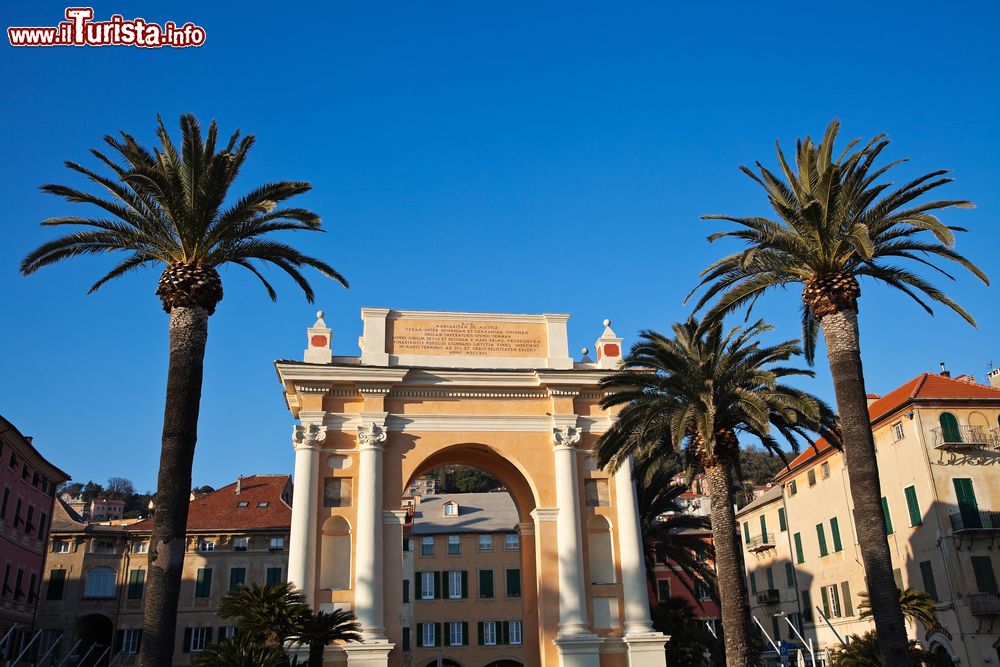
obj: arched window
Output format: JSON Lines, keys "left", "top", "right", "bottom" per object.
{"left": 939, "top": 413, "right": 961, "bottom": 443}
{"left": 587, "top": 516, "right": 616, "bottom": 584}
{"left": 320, "top": 516, "right": 351, "bottom": 590}
{"left": 84, "top": 567, "right": 117, "bottom": 599}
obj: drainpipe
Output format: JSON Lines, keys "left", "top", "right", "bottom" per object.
{"left": 780, "top": 484, "right": 806, "bottom": 628}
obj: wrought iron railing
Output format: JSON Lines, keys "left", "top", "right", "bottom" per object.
{"left": 969, "top": 592, "right": 1000, "bottom": 616}
{"left": 746, "top": 532, "right": 776, "bottom": 551}
{"left": 950, "top": 510, "right": 1000, "bottom": 532}
{"left": 932, "top": 425, "right": 999, "bottom": 450}
{"left": 755, "top": 588, "right": 780, "bottom": 605}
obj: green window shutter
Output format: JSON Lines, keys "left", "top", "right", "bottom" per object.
{"left": 905, "top": 486, "right": 922, "bottom": 526}
{"left": 830, "top": 517, "right": 843, "bottom": 552}
{"left": 784, "top": 563, "right": 794, "bottom": 588}
{"left": 480, "top": 569, "right": 494, "bottom": 598}
{"left": 821, "top": 586, "right": 830, "bottom": 618}
{"left": 939, "top": 412, "right": 961, "bottom": 443}
{"left": 507, "top": 569, "right": 521, "bottom": 597}
{"left": 766, "top": 567, "right": 774, "bottom": 590}
{"left": 801, "top": 589, "right": 813, "bottom": 622}
{"left": 919, "top": 561, "right": 938, "bottom": 601}
{"left": 462, "top": 622, "right": 469, "bottom": 646}
{"left": 881, "top": 497, "right": 894, "bottom": 535}
{"left": 229, "top": 567, "right": 246, "bottom": 591}
{"left": 434, "top": 571, "right": 442, "bottom": 599}
{"left": 195, "top": 568, "right": 212, "bottom": 598}
{"left": 441, "top": 570, "right": 450, "bottom": 598}
{"left": 760, "top": 515, "right": 768, "bottom": 541}
{"left": 743, "top": 522, "right": 751, "bottom": 543}
{"left": 778, "top": 507, "right": 786, "bottom": 532}
{"left": 972, "top": 556, "right": 999, "bottom": 594}
{"left": 841, "top": 581, "right": 853, "bottom": 616}
{"left": 771, "top": 616, "right": 781, "bottom": 643}
{"left": 414, "top": 572, "right": 422, "bottom": 599}
{"left": 114, "top": 630, "right": 124, "bottom": 654}
{"left": 477, "top": 622, "right": 484, "bottom": 646}
{"left": 266, "top": 567, "right": 282, "bottom": 586}
{"left": 205, "top": 628, "right": 213, "bottom": 644}
{"left": 461, "top": 571, "right": 469, "bottom": 598}
{"left": 436, "top": 623, "right": 443, "bottom": 647}
{"left": 954, "top": 478, "right": 981, "bottom": 528}
{"left": 816, "top": 524, "right": 828, "bottom": 557}
{"left": 47, "top": 570, "right": 66, "bottom": 600}
{"left": 749, "top": 571, "right": 757, "bottom": 595}
{"left": 793, "top": 533, "right": 804, "bottom": 564}
{"left": 182, "top": 628, "right": 192, "bottom": 653}
{"left": 127, "top": 569, "right": 145, "bottom": 599}
{"left": 402, "top": 627, "right": 410, "bottom": 651}
{"left": 500, "top": 621, "right": 510, "bottom": 645}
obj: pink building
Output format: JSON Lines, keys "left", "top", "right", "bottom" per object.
{"left": 0, "top": 415, "right": 69, "bottom": 657}
{"left": 87, "top": 498, "right": 124, "bottom": 522}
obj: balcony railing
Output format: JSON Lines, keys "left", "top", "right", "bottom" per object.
{"left": 755, "top": 588, "right": 780, "bottom": 605}
{"left": 932, "top": 426, "right": 999, "bottom": 452}
{"left": 950, "top": 510, "right": 1000, "bottom": 533}
{"left": 746, "top": 533, "right": 776, "bottom": 552}
{"left": 969, "top": 592, "right": 1000, "bottom": 616}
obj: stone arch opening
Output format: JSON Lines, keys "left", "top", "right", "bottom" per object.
{"left": 74, "top": 613, "right": 113, "bottom": 664}
{"left": 320, "top": 515, "right": 352, "bottom": 590}
{"left": 587, "top": 515, "right": 616, "bottom": 584}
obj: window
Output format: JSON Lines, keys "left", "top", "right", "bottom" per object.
{"left": 232, "top": 537, "right": 248, "bottom": 551}
{"left": 822, "top": 584, "right": 842, "bottom": 618}
{"left": 788, "top": 480, "right": 797, "bottom": 496}
{"left": 257, "top": 502, "right": 269, "bottom": 508}
{"left": 939, "top": 412, "right": 961, "bottom": 443}
{"left": 841, "top": 581, "right": 854, "bottom": 616}
{"left": 229, "top": 567, "right": 246, "bottom": 591}
{"left": 771, "top": 616, "right": 781, "bottom": 643}
{"left": 830, "top": 517, "right": 843, "bottom": 553}
{"left": 443, "top": 502, "right": 458, "bottom": 516}
{"left": 784, "top": 563, "right": 795, "bottom": 588}
{"left": 816, "top": 524, "right": 828, "bottom": 557}
{"left": 94, "top": 539, "right": 116, "bottom": 553}
{"left": 47, "top": 570, "right": 66, "bottom": 600}
{"left": 421, "top": 536, "right": 434, "bottom": 556}
{"left": 25, "top": 506, "right": 34, "bottom": 533}
{"left": 881, "top": 497, "right": 894, "bottom": 535}
{"left": 504, "top": 533, "right": 520, "bottom": 550}
{"left": 266, "top": 567, "right": 282, "bottom": 586}
{"left": 765, "top": 567, "right": 774, "bottom": 590}
{"left": 402, "top": 627, "right": 410, "bottom": 651}
{"left": 793, "top": 533, "right": 804, "bottom": 564}
{"left": 807, "top": 470, "right": 817, "bottom": 487}
{"left": 403, "top": 579, "right": 410, "bottom": 603}
{"left": 236, "top": 501, "right": 249, "bottom": 508}
{"left": 323, "top": 478, "right": 352, "bottom": 507}
{"left": 694, "top": 580, "right": 711, "bottom": 601}
{"left": 14, "top": 499, "right": 22, "bottom": 527}
{"left": 184, "top": 627, "right": 211, "bottom": 653}
{"left": 198, "top": 540, "right": 215, "bottom": 552}
{"left": 778, "top": 507, "right": 787, "bottom": 532}
{"left": 13, "top": 569, "right": 23, "bottom": 600}
{"left": 447, "top": 535, "right": 461, "bottom": 555}
{"left": 892, "top": 421, "right": 905, "bottom": 441}
{"left": 448, "top": 571, "right": 463, "bottom": 599}
{"left": 760, "top": 515, "right": 768, "bottom": 541}
{"left": 742, "top": 522, "right": 751, "bottom": 543}
{"left": 37, "top": 511, "right": 47, "bottom": 538}
{"left": 749, "top": 571, "right": 757, "bottom": 595}
{"left": 482, "top": 621, "right": 497, "bottom": 646}
{"left": 448, "top": 621, "right": 465, "bottom": 646}
{"left": 478, "top": 534, "right": 494, "bottom": 551}
{"left": 195, "top": 568, "right": 212, "bottom": 598}
{"left": 118, "top": 629, "right": 141, "bottom": 655}
{"left": 132, "top": 542, "right": 148, "bottom": 554}
{"left": 904, "top": 486, "right": 922, "bottom": 527}
{"left": 421, "top": 623, "right": 436, "bottom": 648}
{"left": 801, "top": 589, "right": 813, "bottom": 622}
{"left": 0, "top": 488, "right": 8, "bottom": 519}
{"left": 268, "top": 537, "right": 285, "bottom": 551}
{"left": 656, "top": 579, "right": 671, "bottom": 601}
{"left": 53, "top": 540, "right": 70, "bottom": 554}
{"left": 127, "top": 569, "right": 145, "bottom": 599}
{"left": 421, "top": 571, "right": 435, "bottom": 600}
{"left": 220, "top": 626, "right": 236, "bottom": 640}
{"left": 509, "top": 620, "right": 522, "bottom": 645}
{"left": 479, "top": 569, "right": 494, "bottom": 598}
{"left": 506, "top": 568, "right": 521, "bottom": 597}
{"left": 821, "top": 461, "right": 830, "bottom": 479}
{"left": 972, "top": 556, "right": 998, "bottom": 594}
{"left": 85, "top": 567, "right": 116, "bottom": 598}
{"left": 585, "top": 479, "right": 610, "bottom": 507}
{"left": 919, "top": 561, "right": 938, "bottom": 601}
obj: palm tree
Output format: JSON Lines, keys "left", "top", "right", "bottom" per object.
{"left": 859, "top": 588, "right": 938, "bottom": 629}
{"left": 291, "top": 609, "right": 362, "bottom": 667}
{"left": 596, "top": 317, "right": 839, "bottom": 666}
{"left": 218, "top": 583, "right": 309, "bottom": 648}
{"left": 830, "top": 631, "right": 948, "bottom": 667}
{"left": 636, "top": 469, "right": 717, "bottom": 601}
{"left": 193, "top": 632, "right": 287, "bottom": 667}
{"left": 688, "top": 120, "right": 987, "bottom": 665}
{"left": 20, "top": 114, "right": 348, "bottom": 667}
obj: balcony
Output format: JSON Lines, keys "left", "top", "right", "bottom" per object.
{"left": 969, "top": 593, "right": 1000, "bottom": 616}
{"left": 932, "top": 426, "right": 999, "bottom": 452}
{"left": 746, "top": 532, "right": 776, "bottom": 553}
{"left": 950, "top": 510, "right": 1000, "bottom": 533}
{"left": 755, "top": 589, "right": 780, "bottom": 605}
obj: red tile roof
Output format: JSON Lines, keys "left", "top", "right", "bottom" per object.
{"left": 128, "top": 475, "right": 291, "bottom": 533}
{"left": 775, "top": 373, "right": 1000, "bottom": 481}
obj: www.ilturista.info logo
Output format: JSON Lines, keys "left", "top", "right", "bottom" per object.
{"left": 8, "top": 7, "right": 206, "bottom": 47}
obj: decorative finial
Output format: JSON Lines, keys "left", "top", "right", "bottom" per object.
{"left": 603, "top": 319, "right": 611, "bottom": 327}
{"left": 581, "top": 347, "right": 589, "bottom": 356}
{"left": 317, "top": 310, "right": 324, "bottom": 319}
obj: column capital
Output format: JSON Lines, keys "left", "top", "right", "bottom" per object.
{"left": 531, "top": 507, "right": 560, "bottom": 523}
{"left": 357, "top": 422, "right": 388, "bottom": 450}
{"left": 382, "top": 509, "right": 408, "bottom": 525}
{"left": 552, "top": 424, "right": 582, "bottom": 450}
{"left": 293, "top": 422, "right": 327, "bottom": 451}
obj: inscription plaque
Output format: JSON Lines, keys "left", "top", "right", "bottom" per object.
{"left": 387, "top": 318, "right": 547, "bottom": 358}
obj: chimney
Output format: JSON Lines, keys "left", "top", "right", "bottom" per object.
{"left": 235, "top": 475, "right": 243, "bottom": 495}
{"left": 939, "top": 362, "right": 951, "bottom": 378}
{"left": 595, "top": 319, "right": 623, "bottom": 370}
{"left": 866, "top": 394, "right": 882, "bottom": 408}
{"left": 304, "top": 311, "right": 332, "bottom": 364}
{"left": 989, "top": 368, "right": 1000, "bottom": 389}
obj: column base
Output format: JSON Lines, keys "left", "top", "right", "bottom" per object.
{"left": 555, "top": 633, "right": 603, "bottom": 667}
{"left": 344, "top": 640, "right": 394, "bottom": 667}
{"left": 624, "top": 632, "right": 669, "bottom": 667}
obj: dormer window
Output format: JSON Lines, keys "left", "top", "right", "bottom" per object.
{"left": 257, "top": 502, "right": 269, "bottom": 508}
{"left": 236, "top": 501, "right": 249, "bottom": 508}
{"left": 443, "top": 501, "right": 458, "bottom": 517}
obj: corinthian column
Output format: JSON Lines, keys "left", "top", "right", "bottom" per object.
{"left": 354, "top": 420, "right": 388, "bottom": 641}
{"left": 552, "top": 424, "right": 590, "bottom": 637}
{"left": 288, "top": 422, "right": 325, "bottom": 607}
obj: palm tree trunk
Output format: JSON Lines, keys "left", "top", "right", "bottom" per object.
{"left": 704, "top": 460, "right": 753, "bottom": 667}
{"left": 139, "top": 306, "right": 210, "bottom": 667}
{"left": 308, "top": 641, "right": 325, "bottom": 667}
{"left": 820, "top": 308, "right": 909, "bottom": 665}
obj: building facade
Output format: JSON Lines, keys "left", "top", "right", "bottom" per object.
{"left": 276, "top": 308, "right": 666, "bottom": 667}
{"left": 738, "top": 369, "right": 1000, "bottom": 665}
{"left": 0, "top": 414, "right": 69, "bottom": 658}
{"left": 35, "top": 475, "right": 292, "bottom": 665}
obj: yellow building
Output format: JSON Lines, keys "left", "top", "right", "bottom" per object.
{"left": 737, "top": 369, "right": 1000, "bottom": 665}
{"left": 36, "top": 475, "right": 292, "bottom": 665}
{"left": 276, "top": 308, "right": 666, "bottom": 667}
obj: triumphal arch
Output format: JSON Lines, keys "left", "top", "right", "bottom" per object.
{"left": 275, "top": 308, "right": 666, "bottom": 667}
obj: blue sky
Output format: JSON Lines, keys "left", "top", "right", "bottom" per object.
{"left": 2, "top": 1, "right": 998, "bottom": 491}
